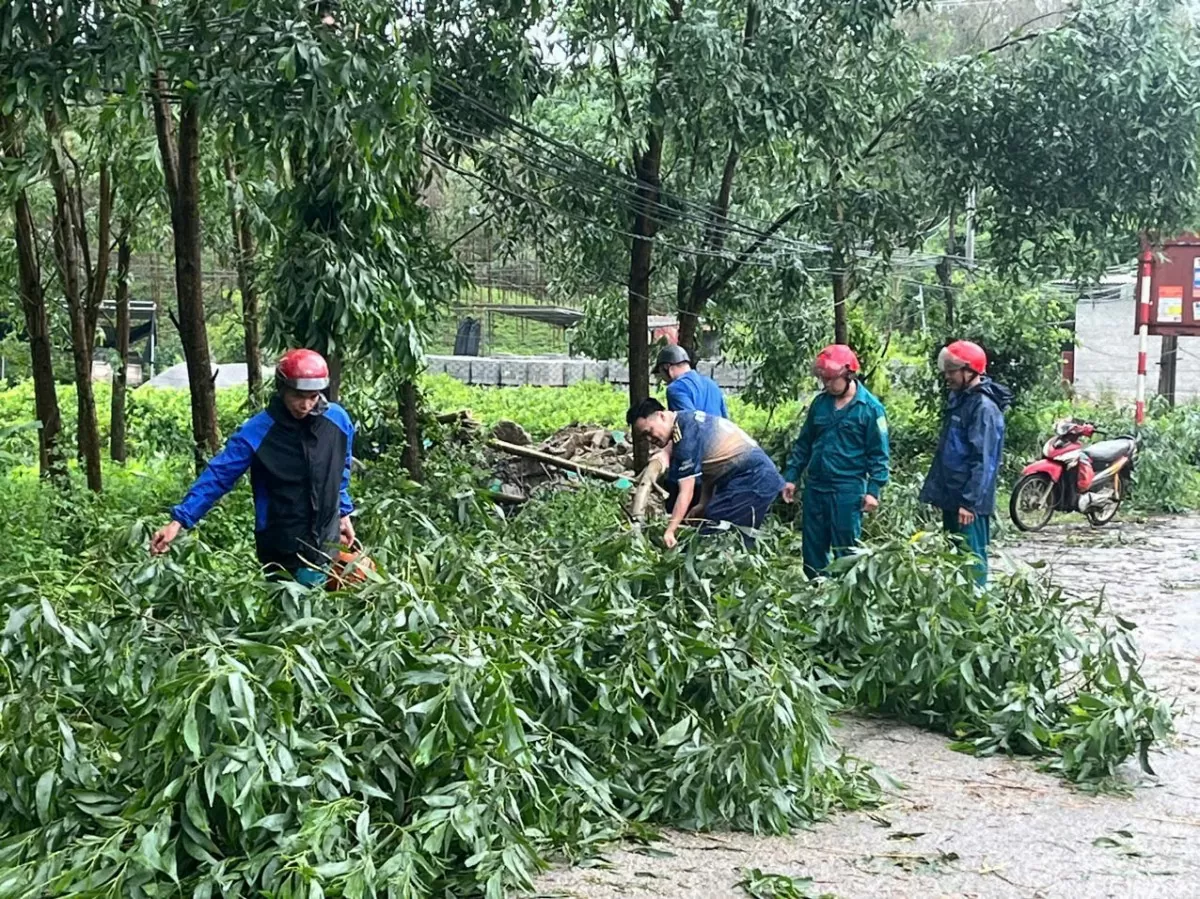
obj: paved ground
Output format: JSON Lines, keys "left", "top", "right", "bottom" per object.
{"left": 535, "top": 515, "right": 1200, "bottom": 899}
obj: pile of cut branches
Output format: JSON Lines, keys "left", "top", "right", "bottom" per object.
{"left": 0, "top": 476, "right": 1172, "bottom": 897}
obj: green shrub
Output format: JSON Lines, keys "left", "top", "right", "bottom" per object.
{"left": 0, "top": 383, "right": 249, "bottom": 469}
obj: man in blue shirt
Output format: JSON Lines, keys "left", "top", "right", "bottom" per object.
{"left": 919, "top": 340, "right": 1012, "bottom": 585}
{"left": 657, "top": 344, "right": 728, "bottom": 417}
{"left": 782, "top": 345, "right": 890, "bottom": 577}
{"left": 628, "top": 398, "right": 784, "bottom": 548}
{"left": 655, "top": 344, "right": 729, "bottom": 515}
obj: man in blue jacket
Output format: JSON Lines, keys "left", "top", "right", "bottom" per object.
{"left": 919, "top": 340, "right": 1012, "bottom": 584}
{"left": 655, "top": 344, "right": 729, "bottom": 515}
{"left": 781, "top": 345, "right": 890, "bottom": 578}
{"left": 628, "top": 398, "right": 784, "bottom": 548}
{"left": 150, "top": 349, "right": 356, "bottom": 585}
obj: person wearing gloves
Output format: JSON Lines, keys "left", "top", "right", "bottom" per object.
{"left": 781, "top": 344, "right": 890, "bottom": 578}
{"left": 919, "top": 340, "right": 1012, "bottom": 584}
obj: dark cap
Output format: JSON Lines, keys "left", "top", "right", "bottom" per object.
{"left": 655, "top": 344, "right": 691, "bottom": 370}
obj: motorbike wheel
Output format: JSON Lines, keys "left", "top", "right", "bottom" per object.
{"left": 1086, "top": 499, "right": 1120, "bottom": 527}
{"left": 1010, "top": 473, "right": 1055, "bottom": 532}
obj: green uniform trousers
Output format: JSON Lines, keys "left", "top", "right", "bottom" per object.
{"left": 802, "top": 485, "right": 864, "bottom": 578}
{"left": 942, "top": 509, "right": 991, "bottom": 585}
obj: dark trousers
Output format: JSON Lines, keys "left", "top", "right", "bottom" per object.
{"left": 700, "top": 456, "right": 785, "bottom": 546}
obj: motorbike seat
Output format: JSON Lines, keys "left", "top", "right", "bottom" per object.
{"left": 1084, "top": 438, "right": 1136, "bottom": 467}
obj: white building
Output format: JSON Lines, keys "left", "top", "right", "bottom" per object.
{"left": 1069, "top": 272, "right": 1200, "bottom": 402}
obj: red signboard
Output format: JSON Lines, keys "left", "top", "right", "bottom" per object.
{"left": 1135, "top": 234, "right": 1200, "bottom": 336}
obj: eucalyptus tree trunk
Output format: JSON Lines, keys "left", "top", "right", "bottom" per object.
{"left": 111, "top": 225, "right": 133, "bottom": 462}
{"left": 152, "top": 79, "right": 220, "bottom": 467}
{"left": 225, "top": 156, "right": 263, "bottom": 405}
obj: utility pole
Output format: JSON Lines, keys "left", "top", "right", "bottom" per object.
{"left": 1135, "top": 249, "right": 1152, "bottom": 426}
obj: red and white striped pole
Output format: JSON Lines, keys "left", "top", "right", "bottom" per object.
{"left": 1135, "top": 248, "right": 1154, "bottom": 426}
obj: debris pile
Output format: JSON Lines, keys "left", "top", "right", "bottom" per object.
{"left": 527, "top": 424, "right": 635, "bottom": 472}
{"left": 489, "top": 422, "right": 636, "bottom": 498}
{"left": 434, "top": 410, "right": 658, "bottom": 511}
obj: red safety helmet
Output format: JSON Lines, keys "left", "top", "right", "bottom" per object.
{"left": 813, "top": 344, "right": 860, "bottom": 380}
{"left": 938, "top": 340, "right": 987, "bottom": 375}
{"left": 276, "top": 349, "right": 330, "bottom": 392}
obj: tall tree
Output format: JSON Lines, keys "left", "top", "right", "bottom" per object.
{"left": 100, "top": 106, "right": 167, "bottom": 462}
{"left": 488, "top": 0, "right": 1200, "bottom": 413}
{"left": 0, "top": 117, "right": 63, "bottom": 478}
{"left": 252, "top": 4, "right": 457, "bottom": 408}
{"left": 205, "top": 0, "right": 536, "bottom": 475}
{"left": 110, "top": 217, "right": 133, "bottom": 462}
{"left": 43, "top": 114, "right": 112, "bottom": 491}
{"left": 477, "top": 0, "right": 925, "bottom": 433}
{"left": 224, "top": 155, "right": 262, "bottom": 405}
{"left": 913, "top": 1, "right": 1200, "bottom": 281}
{"left": 148, "top": 78, "right": 220, "bottom": 462}
{"left": 0, "top": 1, "right": 112, "bottom": 480}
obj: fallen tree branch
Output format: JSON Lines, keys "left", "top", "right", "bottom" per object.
{"left": 487, "top": 439, "right": 628, "bottom": 483}
{"left": 483, "top": 488, "right": 527, "bottom": 505}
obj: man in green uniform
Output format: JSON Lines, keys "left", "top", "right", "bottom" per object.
{"left": 781, "top": 344, "right": 890, "bottom": 577}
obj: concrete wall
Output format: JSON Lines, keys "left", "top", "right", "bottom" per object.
{"left": 1073, "top": 279, "right": 1200, "bottom": 402}
{"left": 142, "top": 355, "right": 751, "bottom": 391}
{"left": 425, "top": 355, "right": 750, "bottom": 390}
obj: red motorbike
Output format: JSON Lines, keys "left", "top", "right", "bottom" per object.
{"left": 1009, "top": 419, "right": 1139, "bottom": 531}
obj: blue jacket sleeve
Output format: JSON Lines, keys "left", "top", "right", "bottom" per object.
{"left": 782, "top": 402, "right": 818, "bottom": 484}
{"left": 340, "top": 420, "right": 355, "bottom": 517}
{"left": 171, "top": 432, "right": 255, "bottom": 528}
{"left": 961, "top": 399, "right": 1003, "bottom": 513}
{"left": 665, "top": 380, "right": 695, "bottom": 412}
{"left": 864, "top": 402, "right": 890, "bottom": 499}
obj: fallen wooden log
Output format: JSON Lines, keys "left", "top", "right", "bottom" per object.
{"left": 487, "top": 439, "right": 628, "bottom": 483}
{"left": 630, "top": 453, "right": 667, "bottom": 523}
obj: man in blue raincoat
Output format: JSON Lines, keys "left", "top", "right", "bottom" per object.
{"left": 654, "top": 344, "right": 729, "bottom": 515}
{"left": 781, "top": 344, "right": 890, "bottom": 577}
{"left": 628, "top": 398, "right": 784, "bottom": 548}
{"left": 919, "top": 340, "right": 1012, "bottom": 584}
